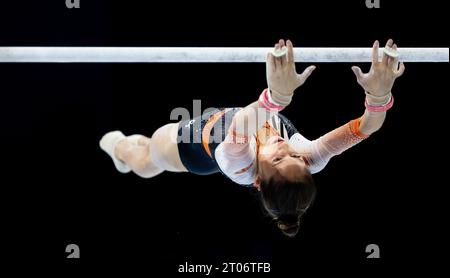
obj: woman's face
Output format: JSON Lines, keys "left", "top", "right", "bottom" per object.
{"left": 256, "top": 135, "right": 308, "bottom": 184}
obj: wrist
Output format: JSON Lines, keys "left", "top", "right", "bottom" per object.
{"left": 269, "top": 88, "right": 293, "bottom": 106}
{"left": 258, "top": 89, "right": 286, "bottom": 112}
{"left": 365, "top": 91, "right": 391, "bottom": 105}
{"left": 364, "top": 93, "right": 394, "bottom": 112}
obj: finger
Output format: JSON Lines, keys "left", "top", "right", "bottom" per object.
{"left": 279, "top": 39, "right": 288, "bottom": 65}
{"left": 278, "top": 39, "right": 285, "bottom": 66}
{"left": 382, "top": 39, "right": 394, "bottom": 65}
{"left": 388, "top": 43, "right": 399, "bottom": 71}
{"left": 372, "top": 40, "right": 380, "bottom": 64}
{"left": 299, "top": 65, "right": 316, "bottom": 81}
{"left": 286, "top": 40, "right": 294, "bottom": 64}
{"left": 351, "top": 66, "right": 364, "bottom": 80}
{"left": 394, "top": 62, "right": 405, "bottom": 78}
{"left": 267, "top": 52, "right": 276, "bottom": 72}
{"left": 274, "top": 43, "right": 282, "bottom": 68}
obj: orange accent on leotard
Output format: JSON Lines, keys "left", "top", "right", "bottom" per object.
{"left": 234, "top": 162, "right": 254, "bottom": 175}
{"left": 349, "top": 118, "right": 370, "bottom": 139}
{"left": 202, "top": 109, "right": 232, "bottom": 158}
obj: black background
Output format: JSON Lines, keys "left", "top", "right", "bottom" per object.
{"left": 1, "top": 0, "right": 448, "bottom": 275}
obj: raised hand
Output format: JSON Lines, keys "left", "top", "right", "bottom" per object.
{"left": 351, "top": 39, "right": 405, "bottom": 99}
{"left": 266, "top": 39, "right": 316, "bottom": 106}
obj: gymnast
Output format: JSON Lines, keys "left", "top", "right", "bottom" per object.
{"left": 100, "top": 39, "right": 405, "bottom": 237}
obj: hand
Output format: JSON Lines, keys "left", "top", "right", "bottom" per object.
{"left": 266, "top": 39, "right": 316, "bottom": 104}
{"left": 351, "top": 39, "right": 405, "bottom": 99}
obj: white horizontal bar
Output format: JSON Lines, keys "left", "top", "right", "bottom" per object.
{"left": 0, "top": 47, "right": 448, "bottom": 63}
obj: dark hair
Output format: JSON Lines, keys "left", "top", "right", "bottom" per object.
{"left": 259, "top": 171, "right": 316, "bottom": 237}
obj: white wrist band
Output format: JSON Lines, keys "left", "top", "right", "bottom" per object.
{"left": 269, "top": 88, "right": 293, "bottom": 106}
{"left": 365, "top": 91, "right": 392, "bottom": 105}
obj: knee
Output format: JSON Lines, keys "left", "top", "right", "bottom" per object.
{"left": 132, "top": 151, "right": 151, "bottom": 172}
{"left": 133, "top": 169, "right": 156, "bottom": 179}
{"left": 137, "top": 136, "right": 151, "bottom": 146}
{"left": 133, "top": 166, "right": 163, "bottom": 179}
{"left": 114, "top": 139, "right": 131, "bottom": 162}
{"left": 115, "top": 137, "right": 150, "bottom": 171}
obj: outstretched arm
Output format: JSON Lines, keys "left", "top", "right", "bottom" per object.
{"left": 352, "top": 39, "right": 405, "bottom": 134}
{"left": 232, "top": 39, "right": 316, "bottom": 137}
{"left": 300, "top": 39, "right": 405, "bottom": 173}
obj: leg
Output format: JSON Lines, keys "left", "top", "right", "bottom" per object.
{"left": 146, "top": 123, "right": 187, "bottom": 173}
{"left": 101, "top": 123, "right": 187, "bottom": 178}
{"left": 115, "top": 135, "right": 164, "bottom": 178}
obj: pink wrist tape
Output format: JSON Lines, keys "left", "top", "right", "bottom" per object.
{"left": 365, "top": 94, "right": 394, "bottom": 112}
{"left": 258, "top": 89, "right": 286, "bottom": 112}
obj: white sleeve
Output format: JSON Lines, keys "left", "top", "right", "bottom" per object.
{"left": 289, "top": 132, "right": 328, "bottom": 174}
{"left": 289, "top": 119, "right": 368, "bottom": 174}
{"left": 214, "top": 137, "right": 256, "bottom": 186}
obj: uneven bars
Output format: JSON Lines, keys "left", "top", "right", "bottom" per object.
{"left": 0, "top": 47, "right": 448, "bottom": 63}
